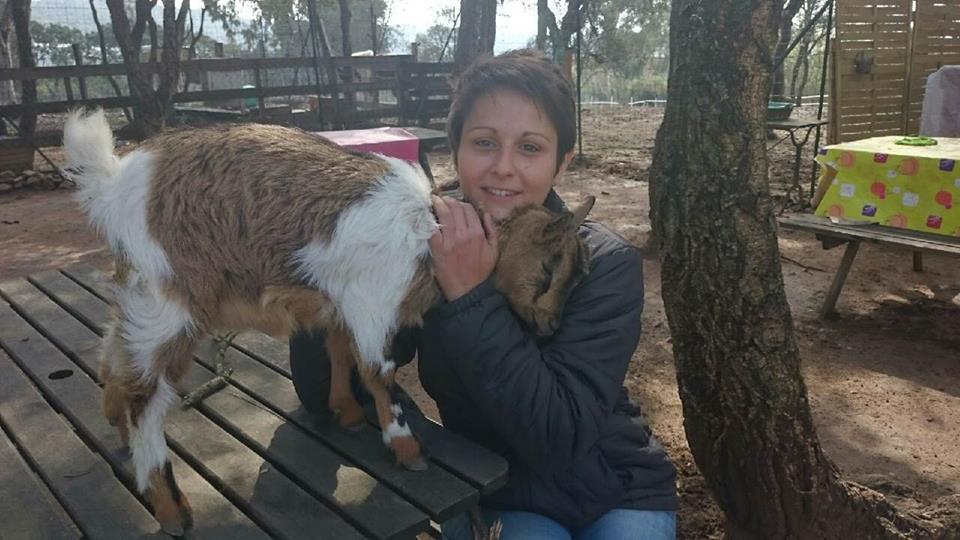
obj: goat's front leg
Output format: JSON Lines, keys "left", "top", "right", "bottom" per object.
{"left": 325, "top": 326, "right": 365, "bottom": 429}
{"left": 356, "top": 358, "right": 427, "bottom": 471}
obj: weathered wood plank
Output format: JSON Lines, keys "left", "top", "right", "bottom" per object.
{"left": 31, "top": 270, "right": 431, "bottom": 539}
{"left": 0, "top": 342, "right": 162, "bottom": 538}
{"left": 0, "top": 280, "right": 318, "bottom": 540}
{"left": 214, "top": 325, "right": 507, "bottom": 500}
{"left": 0, "top": 375, "right": 81, "bottom": 540}
{"left": 778, "top": 214, "right": 960, "bottom": 256}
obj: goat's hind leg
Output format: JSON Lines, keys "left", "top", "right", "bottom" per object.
{"left": 100, "top": 323, "right": 132, "bottom": 446}
{"left": 112, "top": 298, "right": 199, "bottom": 535}
{"left": 325, "top": 326, "right": 365, "bottom": 430}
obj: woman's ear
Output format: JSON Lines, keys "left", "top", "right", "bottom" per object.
{"left": 554, "top": 149, "right": 576, "bottom": 182}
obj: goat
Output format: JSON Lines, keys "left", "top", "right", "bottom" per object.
{"left": 63, "top": 109, "right": 594, "bottom": 535}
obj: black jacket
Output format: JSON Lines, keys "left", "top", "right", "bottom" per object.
{"left": 290, "top": 190, "right": 677, "bottom": 529}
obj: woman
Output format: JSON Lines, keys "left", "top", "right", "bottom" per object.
{"left": 291, "top": 49, "right": 677, "bottom": 540}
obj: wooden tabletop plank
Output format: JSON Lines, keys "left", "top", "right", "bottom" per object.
{"left": 60, "top": 264, "right": 113, "bottom": 300}
{"left": 374, "top": 403, "right": 509, "bottom": 496}
{"left": 196, "top": 346, "right": 481, "bottom": 523}
{"left": 0, "top": 280, "right": 334, "bottom": 540}
{"left": 778, "top": 214, "right": 960, "bottom": 256}
{"left": 0, "top": 347, "right": 162, "bottom": 539}
{"left": 230, "top": 331, "right": 292, "bottom": 376}
{"left": 62, "top": 264, "right": 490, "bottom": 522}
{"left": 0, "top": 367, "right": 82, "bottom": 540}
{"left": 28, "top": 271, "right": 429, "bottom": 539}
{"left": 199, "top": 386, "right": 428, "bottom": 539}
{"left": 225, "top": 324, "right": 508, "bottom": 497}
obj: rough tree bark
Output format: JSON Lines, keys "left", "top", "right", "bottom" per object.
{"left": 536, "top": 0, "right": 548, "bottom": 51}
{"left": 454, "top": 0, "right": 496, "bottom": 74}
{"left": 9, "top": 0, "right": 35, "bottom": 135}
{"left": 648, "top": 0, "right": 956, "bottom": 538}
{"left": 0, "top": 0, "right": 16, "bottom": 108}
{"left": 337, "top": 0, "right": 352, "bottom": 56}
{"left": 106, "top": 0, "right": 189, "bottom": 138}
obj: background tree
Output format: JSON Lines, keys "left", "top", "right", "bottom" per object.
{"left": 648, "top": 0, "right": 957, "bottom": 537}
{"left": 0, "top": 0, "right": 16, "bottom": 108}
{"left": 9, "top": 0, "right": 35, "bottom": 136}
{"left": 580, "top": 0, "right": 669, "bottom": 101}
{"left": 454, "top": 0, "right": 496, "bottom": 73}
{"left": 787, "top": 0, "right": 828, "bottom": 105}
{"left": 772, "top": 0, "right": 803, "bottom": 100}
{"left": 413, "top": 7, "right": 457, "bottom": 62}
{"left": 105, "top": 0, "right": 190, "bottom": 137}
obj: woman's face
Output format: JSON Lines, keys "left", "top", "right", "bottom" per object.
{"left": 456, "top": 88, "right": 573, "bottom": 221}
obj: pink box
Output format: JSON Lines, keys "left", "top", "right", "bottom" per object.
{"left": 314, "top": 127, "right": 421, "bottom": 163}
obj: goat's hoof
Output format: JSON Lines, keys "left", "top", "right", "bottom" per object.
{"left": 147, "top": 464, "right": 193, "bottom": 537}
{"left": 402, "top": 456, "right": 429, "bottom": 472}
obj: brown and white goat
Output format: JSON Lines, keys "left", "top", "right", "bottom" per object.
{"left": 64, "top": 110, "right": 593, "bottom": 535}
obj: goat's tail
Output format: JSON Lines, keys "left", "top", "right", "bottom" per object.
{"left": 63, "top": 108, "right": 119, "bottom": 200}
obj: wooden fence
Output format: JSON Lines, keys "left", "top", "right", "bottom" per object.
{"left": 830, "top": 0, "right": 960, "bottom": 143}
{"left": 0, "top": 55, "right": 453, "bottom": 144}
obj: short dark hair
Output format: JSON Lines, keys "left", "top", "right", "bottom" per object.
{"left": 447, "top": 49, "right": 576, "bottom": 173}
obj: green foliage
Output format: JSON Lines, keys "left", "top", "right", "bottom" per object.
{"left": 200, "top": 0, "right": 400, "bottom": 56}
{"left": 413, "top": 7, "right": 457, "bottom": 62}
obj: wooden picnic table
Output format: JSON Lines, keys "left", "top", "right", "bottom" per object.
{"left": 778, "top": 213, "right": 960, "bottom": 318}
{"left": 0, "top": 264, "right": 507, "bottom": 539}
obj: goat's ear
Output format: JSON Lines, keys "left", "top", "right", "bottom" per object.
{"left": 571, "top": 196, "right": 595, "bottom": 228}
{"left": 545, "top": 211, "right": 574, "bottom": 234}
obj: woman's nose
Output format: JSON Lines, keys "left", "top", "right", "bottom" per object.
{"left": 493, "top": 149, "right": 516, "bottom": 177}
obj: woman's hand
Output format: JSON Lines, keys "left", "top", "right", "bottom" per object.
{"left": 429, "top": 195, "right": 499, "bottom": 302}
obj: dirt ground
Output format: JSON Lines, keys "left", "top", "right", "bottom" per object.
{"left": 2, "top": 106, "right": 958, "bottom": 538}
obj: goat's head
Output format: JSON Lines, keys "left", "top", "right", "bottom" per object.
{"left": 493, "top": 196, "right": 595, "bottom": 336}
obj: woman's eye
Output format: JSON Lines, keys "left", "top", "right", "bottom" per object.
{"left": 521, "top": 143, "right": 540, "bottom": 153}
{"left": 474, "top": 139, "right": 495, "bottom": 148}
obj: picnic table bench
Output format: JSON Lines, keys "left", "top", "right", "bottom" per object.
{"left": 0, "top": 264, "right": 507, "bottom": 539}
{"left": 778, "top": 213, "right": 960, "bottom": 318}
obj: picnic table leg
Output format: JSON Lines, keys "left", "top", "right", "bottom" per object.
{"left": 913, "top": 251, "right": 923, "bottom": 272}
{"left": 820, "top": 240, "right": 860, "bottom": 319}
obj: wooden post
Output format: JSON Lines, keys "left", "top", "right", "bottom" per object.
{"left": 63, "top": 77, "right": 74, "bottom": 101}
{"left": 71, "top": 44, "right": 87, "bottom": 99}
{"left": 912, "top": 251, "right": 923, "bottom": 272}
{"left": 820, "top": 240, "right": 860, "bottom": 319}
{"left": 253, "top": 64, "right": 265, "bottom": 118}
{"left": 397, "top": 59, "right": 409, "bottom": 126}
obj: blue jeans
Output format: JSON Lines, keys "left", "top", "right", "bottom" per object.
{"left": 441, "top": 508, "right": 676, "bottom": 540}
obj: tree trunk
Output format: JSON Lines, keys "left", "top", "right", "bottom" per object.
{"left": 0, "top": 0, "right": 16, "bottom": 108}
{"left": 648, "top": 0, "right": 954, "bottom": 538}
{"left": 479, "top": 0, "right": 496, "bottom": 55}
{"left": 454, "top": 0, "right": 481, "bottom": 73}
{"left": 106, "top": 0, "right": 189, "bottom": 138}
{"left": 772, "top": 0, "right": 802, "bottom": 100}
{"left": 557, "top": 0, "right": 581, "bottom": 77}
{"left": 10, "top": 0, "right": 34, "bottom": 136}
{"left": 536, "top": 0, "right": 548, "bottom": 51}
{"left": 338, "top": 0, "right": 352, "bottom": 56}
{"left": 337, "top": 0, "right": 355, "bottom": 125}
{"left": 88, "top": 0, "right": 132, "bottom": 122}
